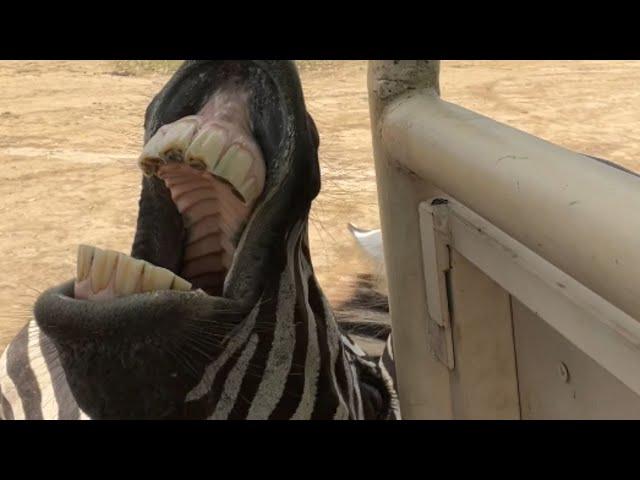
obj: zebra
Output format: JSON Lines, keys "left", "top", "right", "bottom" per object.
{"left": 0, "top": 60, "right": 401, "bottom": 420}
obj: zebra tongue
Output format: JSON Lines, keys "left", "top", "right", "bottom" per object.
{"left": 74, "top": 245, "right": 192, "bottom": 301}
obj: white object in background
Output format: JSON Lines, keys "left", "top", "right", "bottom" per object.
{"left": 347, "top": 224, "right": 388, "bottom": 296}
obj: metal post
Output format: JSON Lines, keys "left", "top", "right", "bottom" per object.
{"left": 368, "top": 61, "right": 454, "bottom": 418}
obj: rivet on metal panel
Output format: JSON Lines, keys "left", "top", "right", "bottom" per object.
{"left": 558, "top": 362, "right": 570, "bottom": 383}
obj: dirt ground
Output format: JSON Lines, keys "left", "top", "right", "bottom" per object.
{"left": 0, "top": 60, "right": 638, "bottom": 350}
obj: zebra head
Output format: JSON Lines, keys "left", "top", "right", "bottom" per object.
{"left": 29, "top": 61, "right": 393, "bottom": 420}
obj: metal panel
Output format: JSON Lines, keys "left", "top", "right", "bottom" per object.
{"left": 512, "top": 299, "right": 640, "bottom": 419}
{"left": 446, "top": 198, "right": 640, "bottom": 398}
{"left": 448, "top": 250, "right": 520, "bottom": 419}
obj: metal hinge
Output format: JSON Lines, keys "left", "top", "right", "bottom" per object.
{"left": 419, "top": 198, "right": 455, "bottom": 369}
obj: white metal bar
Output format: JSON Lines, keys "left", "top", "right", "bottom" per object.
{"left": 369, "top": 61, "right": 453, "bottom": 418}
{"left": 381, "top": 93, "right": 640, "bottom": 322}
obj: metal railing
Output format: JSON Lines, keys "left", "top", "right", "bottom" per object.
{"left": 369, "top": 60, "right": 640, "bottom": 419}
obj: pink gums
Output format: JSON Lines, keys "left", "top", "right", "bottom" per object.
{"left": 159, "top": 163, "right": 250, "bottom": 295}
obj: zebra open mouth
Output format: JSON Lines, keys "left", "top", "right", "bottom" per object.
{"left": 75, "top": 81, "right": 267, "bottom": 301}
{"left": 68, "top": 60, "right": 316, "bottom": 307}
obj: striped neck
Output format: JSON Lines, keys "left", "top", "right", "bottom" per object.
{"left": 182, "top": 219, "right": 390, "bottom": 419}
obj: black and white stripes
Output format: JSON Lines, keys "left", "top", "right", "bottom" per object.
{"left": 180, "top": 219, "right": 395, "bottom": 420}
{"left": 0, "top": 220, "right": 399, "bottom": 420}
{"left": 0, "top": 320, "right": 90, "bottom": 420}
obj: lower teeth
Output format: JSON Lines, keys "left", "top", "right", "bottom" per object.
{"left": 74, "top": 245, "right": 192, "bottom": 301}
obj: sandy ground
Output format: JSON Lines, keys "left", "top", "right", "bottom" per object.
{"left": 0, "top": 60, "right": 638, "bottom": 350}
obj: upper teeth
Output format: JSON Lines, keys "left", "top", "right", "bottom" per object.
{"left": 138, "top": 118, "right": 266, "bottom": 205}
{"left": 215, "top": 145, "right": 254, "bottom": 190}
{"left": 185, "top": 127, "right": 227, "bottom": 172}
{"left": 158, "top": 117, "right": 200, "bottom": 162}
{"left": 138, "top": 118, "right": 198, "bottom": 175}
{"left": 76, "top": 245, "right": 192, "bottom": 297}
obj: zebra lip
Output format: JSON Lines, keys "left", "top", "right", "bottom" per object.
{"left": 33, "top": 278, "right": 224, "bottom": 419}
